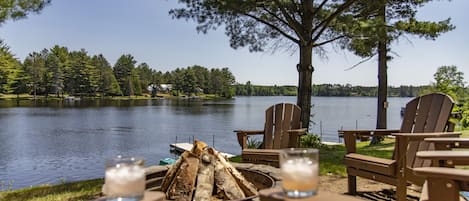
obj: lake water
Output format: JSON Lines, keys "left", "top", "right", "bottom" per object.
{"left": 0, "top": 96, "right": 411, "bottom": 190}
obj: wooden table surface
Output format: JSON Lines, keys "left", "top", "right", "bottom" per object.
{"left": 259, "top": 187, "right": 363, "bottom": 201}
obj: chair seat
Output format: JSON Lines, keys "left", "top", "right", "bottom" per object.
{"left": 242, "top": 149, "right": 281, "bottom": 167}
{"left": 345, "top": 153, "right": 396, "bottom": 176}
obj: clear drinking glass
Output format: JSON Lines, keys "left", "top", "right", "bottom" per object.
{"left": 104, "top": 155, "right": 145, "bottom": 201}
{"left": 279, "top": 148, "right": 319, "bottom": 198}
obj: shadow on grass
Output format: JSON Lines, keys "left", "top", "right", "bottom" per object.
{"left": 320, "top": 139, "right": 395, "bottom": 176}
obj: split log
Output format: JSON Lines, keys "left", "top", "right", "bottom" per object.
{"left": 210, "top": 148, "right": 258, "bottom": 196}
{"left": 191, "top": 140, "right": 208, "bottom": 157}
{"left": 214, "top": 158, "right": 245, "bottom": 200}
{"left": 161, "top": 151, "right": 189, "bottom": 192}
{"left": 162, "top": 141, "right": 259, "bottom": 201}
{"left": 193, "top": 151, "right": 215, "bottom": 201}
{"left": 166, "top": 153, "right": 200, "bottom": 201}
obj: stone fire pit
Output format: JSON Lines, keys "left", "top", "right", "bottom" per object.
{"left": 144, "top": 163, "right": 281, "bottom": 200}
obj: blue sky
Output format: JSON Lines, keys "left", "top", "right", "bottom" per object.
{"left": 0, "top": 0, "right": 467, "bottom": 86}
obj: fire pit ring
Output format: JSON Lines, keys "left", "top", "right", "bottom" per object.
{"left": 145, "top": 166, "right": 276, "bottom": 200}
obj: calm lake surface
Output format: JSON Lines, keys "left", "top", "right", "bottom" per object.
{"left": 0, "top": 96, "right": 411, "bottom": 190}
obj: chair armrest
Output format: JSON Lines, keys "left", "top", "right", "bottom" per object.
{"left": 235, "top": 130, "right": 265, "bottom": 149}
{"left": 392, "top": 132, "right": 461, "bottom": 141}
{"left": 424, "top": 137, "right": 469, "bottom": 150}
{"left": 339, "top": 129, "right": 400, "bottom": 137}
{"left": 234, "top": 130, "right": 265, "bottom": 135}
{"left": 286, "top": 128, "right": 307, "bottom": 148}
{"left": 417, "top": 150, "right": 469, "bottom": 166}
{"left": 340, "top": 129, "right": 399, "bottom": 154}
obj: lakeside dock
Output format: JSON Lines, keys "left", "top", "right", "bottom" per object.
{"left": 170, "top": 142, "right": 235, "bottom": 158}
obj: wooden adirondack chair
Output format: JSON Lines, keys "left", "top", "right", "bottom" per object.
{"left": 415, "top": 167, "right": 469, "bottom": 201}
{"left": 340, "top": 93, "right": 461, "bottom": 201}
{"left": 235, "top": 103, "right": 307, "bottom": 167}
{"left": 414, "top": 141, "right": 469, "bottom": 201}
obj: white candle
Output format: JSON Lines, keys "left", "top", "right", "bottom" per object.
{"left": 105, "top": 164, "right": 145, "bottom": 198}
{"left": 281, "top": 158, "right": 319, "bottom": 192}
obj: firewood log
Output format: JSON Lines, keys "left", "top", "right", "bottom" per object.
{"left": 161, "top": 151, "right": 189, "bottom": 192}
{"left": 213, "top": 159, "right": 245, "bottom": 200}
{"left": 191, "top": 140, "right": 208, "bottom": 157}
{"left": 193, "top": 151, "right": 215, "bottom": 201}
{"left": 210, "top": 148, "right": 258, "bottom": 197}
{"left": 166, "top": 153, "right": 200, "bottom": 201}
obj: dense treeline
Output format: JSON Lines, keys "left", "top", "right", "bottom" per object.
{"left": 312, "top": 84, "right": 427, "bottom": 97}
{"left": 0, "top": 43, "right": 236, "bottom": 98}
{"left": 234, "top": 81, "right": 297, "bottom": 96}
{"left": 234, "top": 82, "right": 428, "bottom": 97}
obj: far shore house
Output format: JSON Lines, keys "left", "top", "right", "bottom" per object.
{"left": 147, "top": 84, "right": 173, "bottom": 94}
{"left": 159, "top": 84, "right": 173, "bottom": 93}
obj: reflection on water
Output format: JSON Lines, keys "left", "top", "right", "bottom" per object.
{"left": 0, "top": 96, "right": 410, "bottom": 190}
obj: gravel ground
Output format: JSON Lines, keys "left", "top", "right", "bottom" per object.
{"left": 319, "top": 175, "right": 421, "bottom": 201}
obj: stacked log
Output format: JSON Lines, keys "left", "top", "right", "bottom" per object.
{"left": 161, "top": 141, "right": 258, "bottom": 201}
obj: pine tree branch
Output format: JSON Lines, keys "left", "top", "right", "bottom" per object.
{"left": 311, "top": 0, "right": 357, "bottom": 43}
{"left": 313, "top": 35, "right": 346, "bottom": 47}
{"left": 344, "top": 54, "right": 376, "bottom": 71}
{"left": 242, "top": 12, "right": 300, "bottom": 44}
{"left": 273, "top": 0, "right": 305, "bottom": 42}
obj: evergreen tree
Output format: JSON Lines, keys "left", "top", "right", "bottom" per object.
{"left": 68, "top": 49, "right": 96, "bottom": 95}
{"left": 343, "top": 0, "right": 454, "bottom": 137}
{"left": 0, "top": 40, "right": 22, "bottom": 94}
{"left": 23, "top": 50, "right": 47, "bottom": 98}
{"left": 113, "top": 54, "right": 137, "bottom": 96}
{"left": 0, "top": 0, "right": 50, "bottom": 26}
{"left": 135, "top": 63, "right": 153, "bottom": 94}
{"left": 49, "top": 45, "right": 69, "bottom": 97}
{"left": 90, "top": 54, "right": 121, "bottom": 96}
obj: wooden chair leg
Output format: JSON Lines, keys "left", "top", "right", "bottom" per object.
{"left": 396, "top": 178, "right": 407, "bottom": 201}
{"left": 348, "top": 175, "right": 357, "bottom": 195}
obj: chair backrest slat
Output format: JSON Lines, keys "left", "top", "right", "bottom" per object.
{"left": 281, "top": 104, "right": 294, "bottom": 148}
{"left": 264, "top": 106, "right": 274, "bottom": 149}
{"left": 397, "top": 93, "right": 454, "bottom": 169}
{"left": 400, "top": 98, "right": 419, "bottom": 133}
{"left": 413, "top": 94, "right": 433, "bottom": 133}
{"left": 263, "top": 103, "right": 303, "bottom": 149}
{"left": 273, "top": 104, "right": 285, "bottom": 149}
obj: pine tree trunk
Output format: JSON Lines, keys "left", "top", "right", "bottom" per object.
{"left": 376, "top": 40, "right": 387, "bottom": 130}
{"left": 371, "top": 2, "right": 387, "bottom": 145}
{"left": 297, "top": 44, "right": 314, "bottom": 130}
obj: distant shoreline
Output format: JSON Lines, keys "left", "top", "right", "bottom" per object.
{"left": 0, "top": 93, "right": 228, "bottom": 101}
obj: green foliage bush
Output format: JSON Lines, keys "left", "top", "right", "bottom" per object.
{"left": 300, "top": 134, "right": 327, "bottom": 149}
{"left": 247, "top": 137, "right": 262, "bottom": 149}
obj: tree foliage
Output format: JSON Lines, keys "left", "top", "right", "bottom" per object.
{"left": 344, "top": 0, "right": 454, "bottom": 58}
{"left": 432, "top": 65, "right": 465, "bottom": 99}
{"left": 343, "top": 0, "right": 454, "bottom": 140}
{"left": 424, "top": 66, "right": 468, "bottom": 128}
{"left": 0, "top": 0, "right": 51, "bottom": 26}
{"left": 0, "top": 44, "right": 236, "bottom": 98}
{"left": 0, "top": 40, "right": 22, "bottom": 94}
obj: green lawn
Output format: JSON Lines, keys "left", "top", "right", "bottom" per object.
{"left": 0, "top": 179, "right": 103, "bottom": 201}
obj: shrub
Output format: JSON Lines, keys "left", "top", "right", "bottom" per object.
{"left": 300, "top": 134, "right": 327, "bottom": 149}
